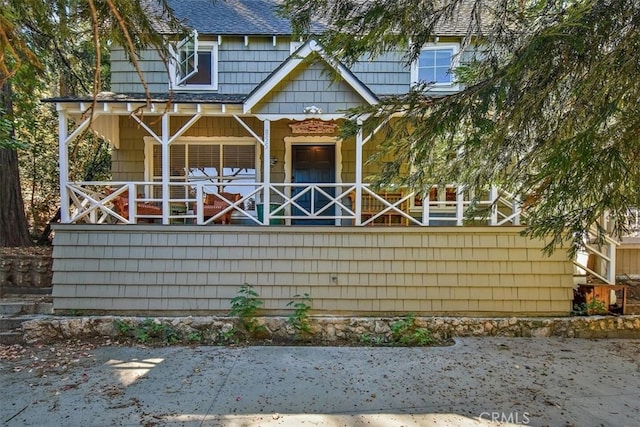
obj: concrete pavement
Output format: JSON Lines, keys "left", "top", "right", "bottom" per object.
{"left": 1, "top": 338, "right": 639, "bottom": 426}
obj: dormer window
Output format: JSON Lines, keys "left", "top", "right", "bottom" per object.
{"left": 411, "top": 42, "right": 460, "bottom": 90}
{"left": 171, "top": 31, "right": 218, "bottom": 91}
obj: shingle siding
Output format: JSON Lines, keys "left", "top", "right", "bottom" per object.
{"left": 51, "top": 225, "right": 574, "bottom": 316}
{"left": 110, "top": 46, "right": 169, "bottom": 94}
{"left": 217, "top": 37, "right": 291, "bottom": 94}
{"left": 254, "top": 60, "right": 368, "bottom": 115}
{"left": 110, "top": 37, "right": 430, "bottom": 98}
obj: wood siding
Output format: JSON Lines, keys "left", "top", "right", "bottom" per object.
{"left": 616, "top": 243, "right": 640, "bottom": 276}
{"left": 218, "top": 37, "right": 290, "bottom": 94}
{"left": 110, "top": 46, "right": 169, "bottom": 94}
{"left": 254, "top": 60, "right": 368, "bottom": 115}
{"left": 109, "top": 37, "right": 428, "bottom": 97}
{"left": 51, "top": 225, "right": 574, "bottom": 316}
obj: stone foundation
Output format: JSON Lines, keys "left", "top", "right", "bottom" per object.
{"left": 21, "top": 314, "right": 640, "bottom": 344}
{"left": 0, "top": 248, "right": 53, "bottom": 296}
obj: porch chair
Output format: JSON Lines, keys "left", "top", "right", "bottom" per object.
{"left": 196, "top": 192, "right": 241, "bottom": 224}
{"left": 360, "top": 191, "right": 409, "bottom": 226}
{"left": 106, "top": 188, "right": 162, "bottom": 223}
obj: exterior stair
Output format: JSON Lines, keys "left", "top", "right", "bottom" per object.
{"left": 0, "top": 298, "right": 53, "bottom": 345}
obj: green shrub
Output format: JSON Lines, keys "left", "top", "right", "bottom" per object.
{"left": 287, "top": 293, "right": 313, "bottom": 338}
{"left": 390, "top": 313, "right": 435, "bottom": 346}
{"left": 230, "top": 283, "right": 265, "bottom": 338}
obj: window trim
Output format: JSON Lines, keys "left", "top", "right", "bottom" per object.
{"left": 144, "top": 136, "right": 260, "bottom": 207}
{"left": 169, "top": 37, "right": 219, "bottom": 91}
{"left": 411, "top": 42, "right": 460, "bottom": 91}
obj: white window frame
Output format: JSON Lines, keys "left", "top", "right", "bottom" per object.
{"left": 144, "top": 136, "right": 259, "bottom": 208}
{"left": 411, "top": 42, "right": 460, "bottom": 91}
{"left": 169, "top": 35, "right": 219, "bottom": 91}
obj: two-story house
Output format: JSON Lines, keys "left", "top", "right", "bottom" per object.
{"left": 47, "top": 0, "right": 599, "bottom": 316}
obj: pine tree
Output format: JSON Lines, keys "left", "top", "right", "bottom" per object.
{"left": 0, "top": 0, "right": 186, "bottom": 246}
{"left": 281, "top": 0, "right": 640, "bottom": 253}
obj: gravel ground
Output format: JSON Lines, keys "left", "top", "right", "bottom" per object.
{"left": 1, "top": 337, "right": 639, "bottom": 427}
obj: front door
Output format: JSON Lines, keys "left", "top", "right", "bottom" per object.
{"left": 292, "top": 145, "right": 335, "bottom": 225}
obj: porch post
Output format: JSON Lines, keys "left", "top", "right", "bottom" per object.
{"left": 489, "top": 185, "right": 498, "bottom": 225}
{"left": 355, "top": 119, "right": 363, "bottom": 226}
{"left": 161, "top": 113, "right": 170, "bottom": 224}
{"left": 262, "top": 119, "right": 271, "bottom": 225}
{"left": 57, "top": 107, "right": 70, "bottom": 223}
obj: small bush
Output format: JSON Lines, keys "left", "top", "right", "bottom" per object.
{"left": 230, "top": 283, "right": 265, "bottom": 338}
{"left": 390, "top": 313, "right": 435, "bottom": 346}
{"left": 287, "top": 293, "right": 313, "bottom": 339}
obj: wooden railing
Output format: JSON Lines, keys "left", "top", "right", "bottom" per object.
{"left": 64, "top": 181, "right": 523, "bottom": 227}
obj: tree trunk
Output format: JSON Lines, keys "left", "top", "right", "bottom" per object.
{"left": 0, "top": 84, "right": 32, "bottom": 247}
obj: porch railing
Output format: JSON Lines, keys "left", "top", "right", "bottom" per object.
{"left": 64, "top": 181, "right": 523, "bottom": 227}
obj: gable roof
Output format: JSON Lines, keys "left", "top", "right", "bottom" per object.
{"left": 158, "top": 0, "right": 478, "bottom": 37}
{"left": 163, "top": 0, "right": 325, "bottom": 35}
{"left": 243, "top": 40, "right": 379, "bottom": 114}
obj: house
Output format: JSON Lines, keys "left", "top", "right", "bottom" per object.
{"left": 46, "top": 0, "right": 615, "bottom": 316}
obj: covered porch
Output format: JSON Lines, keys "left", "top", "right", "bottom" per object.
{"left": 54, "top": 98, "right": 523, "bottom": 228}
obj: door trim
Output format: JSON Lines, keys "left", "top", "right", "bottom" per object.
{"left": 284, "top": 136, "right": 342, "bottom": 185}
{"left": 284, "top": 136, "right": 342, "bottom": 225}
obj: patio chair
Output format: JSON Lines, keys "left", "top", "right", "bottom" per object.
{"left": 197, "top": 192, "right": 241, "bottom": 224}
{"left": 106, "top": 188, "right": 162, "bottom": 222}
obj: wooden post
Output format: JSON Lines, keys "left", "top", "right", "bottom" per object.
{"left": 161, "top": 113, "right": 170, "bottom": 225}
{"left": 262, "top": 119, "right": 270, "bottom": 225}
{"left": 355, "top": 120, "right": 363, "bottom": 226}
{"left": 58, "top": 108, "right": 70, "bottom": 223}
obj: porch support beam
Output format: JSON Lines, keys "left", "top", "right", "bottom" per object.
{"left": 233, "top": 114, "right": 264, "bottom": 146}
{"left": 63, "top": 116, "right": 93, "bottom": 146}
{"left": 361, "top": 118, "right": 387, "bottom": 147}
{"left": 355, "top": 118, "right": 364, "bottom": 226}
{"left": 161, "top": 113, "right": 170, "bottom": 224}
{"left": 262, "top": 120, "right": 271, "bottom": 225}
{"left": 130, "top": 114, "right": 162, "bottom": 143}
{"left": 57, "top": 109, "right": 94, "bottom": 223}
{"left": 168, "top": 113, "right": 202, "bottom": 145}
{"left": 58, "top": 108, "right": 70, "bottom": 223}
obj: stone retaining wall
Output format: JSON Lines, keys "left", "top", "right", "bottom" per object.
{"left": 21, "top": 315, "right": 640, "bottom": 344}
{"left": 0, "top": 250, "right": 53, "bottom": 296}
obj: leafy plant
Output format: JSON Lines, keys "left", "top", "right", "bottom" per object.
{"left": 220, "top": 327, "right": 239, "bottom": 344}
{"left": 229, "top": 283, "right": 265, "bottom": 338}
{"left": 287, "top": 293, "right": 313, "bottom": 338}
{"left": 114, "top": 318, "right": 182, "bottom": 344}
{"left": 360, "top": 333, "right": 386, "bottom": 346}
{"left": 186, "top": 331, "right": 203, "bottom": 344}
{"left": 390, "top": 313, "right": 435, "bottom": 346}
{"left": 574, "top": 296, "right": 609, "bottom": 316}
{"left": 114, "top": 319, "right": 133, "bottom": 335}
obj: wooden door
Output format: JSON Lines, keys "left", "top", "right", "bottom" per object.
{"left": 292, "top": 145, "right": 335, "bottom": 225}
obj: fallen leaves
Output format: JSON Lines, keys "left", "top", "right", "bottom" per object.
{"left": 0, "top": 338, "right": 115, "bottom": 376}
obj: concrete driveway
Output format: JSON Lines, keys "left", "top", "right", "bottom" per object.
{"left": 1, "top": 338, "right": 639, "bottom": 426}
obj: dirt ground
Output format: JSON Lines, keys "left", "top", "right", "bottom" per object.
{"left": 1, "top": 337, "right": 639, "bottom": 427}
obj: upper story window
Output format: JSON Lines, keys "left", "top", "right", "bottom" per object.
{"left": 171, "top": 31, "right": 218, "bottom": 91}
{"left": 411, "top": 42, "right": 460, "bottom": 90}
